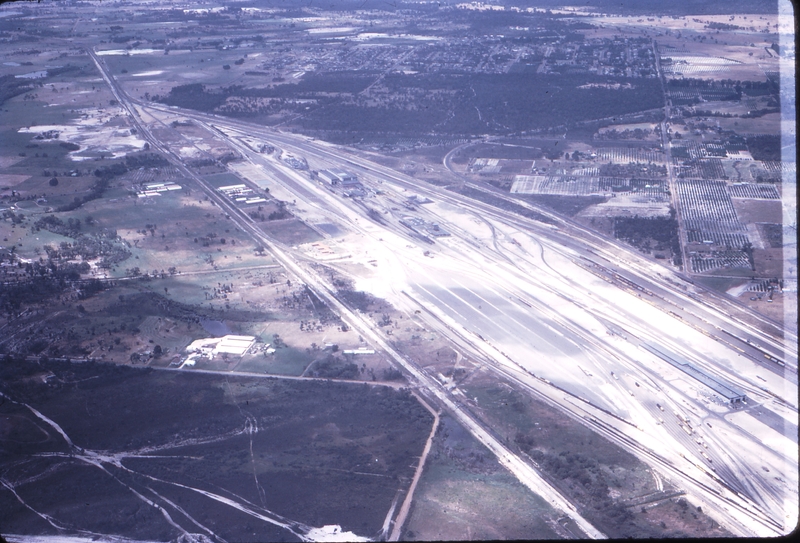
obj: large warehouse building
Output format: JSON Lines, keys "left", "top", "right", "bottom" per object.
{"left": 319, "top": 169, "right": 359, "bottom": 186}
{"left": 644, "top": 344, "right": 747, "bottom": 405}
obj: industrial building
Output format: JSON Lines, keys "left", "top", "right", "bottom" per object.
{"left": 400, "top": 216, "right": 451, "bottom": 239}
{"left": 181, "top": 335, "right": 256, "bottom": 368}
{"left": 217, "top": 184, "right": 266, "bottom": 205}
{"left": 137, "top": 181, "right": 182, "bottom": 198}
{"left": 644, "top": 344, "right": 747, "bottom": 405}
{"left": 318, "top": 169, "right": 359, "bottom": 186}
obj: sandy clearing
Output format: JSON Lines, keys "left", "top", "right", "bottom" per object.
{"left": 725, "top": 410, "right": 798, "bottom": 463}
{"left": 95, "top": 48, "right": 163, "bottom": 56}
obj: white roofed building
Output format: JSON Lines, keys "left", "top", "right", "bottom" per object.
{"left": 318, "top": 169, "right": 359, "bottom": 186}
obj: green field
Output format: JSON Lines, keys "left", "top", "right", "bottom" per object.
{"left": 0, "top": 358, "right": 435, "bottom": 541}
{"left": 403, "top": 415, "right": 564, "bottom": 540}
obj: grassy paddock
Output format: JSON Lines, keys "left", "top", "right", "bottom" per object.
{"left": 0, "top": 358, "right": 434, "bottom": 540}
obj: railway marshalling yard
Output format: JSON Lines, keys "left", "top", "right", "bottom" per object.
{"left": 0, "top": 1, "right": 796, "bottom": 542}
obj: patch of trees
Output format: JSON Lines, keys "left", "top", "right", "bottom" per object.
{"left": 248, "top": 208, "right": 284, "bottom": 222}
{"left": 187, "top": 158, "right": 217, "bottom": 168}
{"left": 194, "top": 232, "right": 227, "bottom": 248}
{"left": 747, "top": 135, "right": 780, "bottom": 161}
{"left": 382, "top": 368, "right": 403, "bottom": 381}
{"left": 456, "top": 7, "right": 544, "bottom": 30}
{"left": 598, "top": 162, "right": 666, "bottom": 178}
{"left": 34, "top": 215, "right": 84, "bottom": 237}
{"left": 527, "top": 448, "right": 632, "bottom": 522}
{"left": 109, "top": 293, "right": 277, "bottom": 338}
{"left": 691, "top": 109, "right": 734, "bottom": 118}
{"left": 46, "top": 65, "right": 86, "bottom": 78}
{"left": 156, "top": 83, "right": 230, "bottom": 112}
{"left": 614, "top": 213, "right": 682, "bottom": 266}
{"left": 57, "top": 177, "right": 112, "bottom": 212}
{"left": 543, "top": 147, "right": 563, "bottom": 160}
{"left": 159, "top": 72, "right": 663, "bottom": 137}
{"left": 301, "top": 285, "right": 338, "bottom": 324}
{"left": 596, "top": 128, "right": 651, "bottom": 140}
{"left": 614, "top": 215, "right": 677, "bottom": 244}
{"left": 267, "top": 205, "right": 294, "bottom": 221}
{"left": 371, "top": 73, "right": 664, "bottom": 135}
{"left": 759, "top": 223, "right": 783, "bottom": 248}
{"left": 308, "top": 354, "right": 359, "bottom": 379}
{"left": 94, "top": 162, "right": 128, "bottom": 180}
{"left": 740, "top": 81, "right": 778, "bottom": 96}
{"left": 157, "top": 74, "right": 376, "bottom": 115}
{"left": 124, "top": 152, "right": 169, "bottom": 169}
{"left": 668, "top": 78, "right": 758, "bottom": 89}
{"left": 2, "top": 209, "right": 25, "bottom": 225}
{"left": 0, "top": 74, "right": 33, "bottom": 107}
{"left": 33, "top": 216, "right": 130, "bottom": 268}
{"left": 0, "top": 355, "right": 429, "bottom": 538}
{"left": 218, "top": 152, "right": 240, "bottom": 164}
{"left": 232, "top": 35, "right": 264, "bottom": 45}
{"left": 0, "top": 356, "right": 150, "bottom": 403}
{"left": 43, "top": 237, "right": 130, "bottom": 269}
{"left": 366, "top": 208, "right": 385, "bottom": 224}
{"left": 335, "top": 288, "right": 379, "bottom": 312}
{"left": 705, "top": 22, "right": 742, "bottom": 30}
{"left": 267, "top": 72, "right": 378, "bottom": 95}
{"left": 524, "top": 445, "right": 679, "bottom": 537}
{"left": 741, "top": 108, "right": 780, "bottom": 119}
{"left": 0, "top": 260, "right": 104, "bottom": 317}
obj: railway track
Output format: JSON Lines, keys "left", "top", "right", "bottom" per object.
{"left": 83, "top": 49, "right": 795, "bottom": 537}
